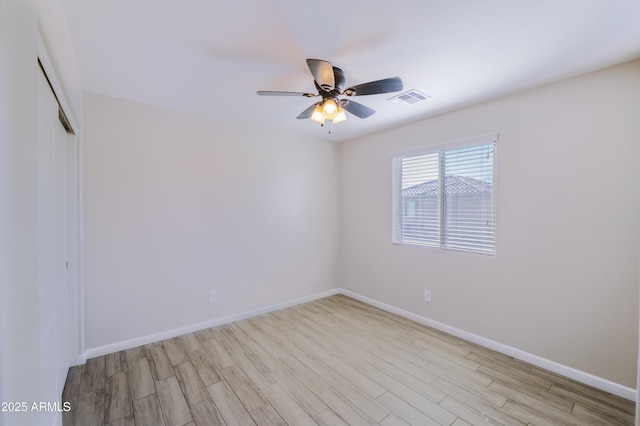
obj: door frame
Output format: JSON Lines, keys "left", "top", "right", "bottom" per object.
{"left": 37, "top": 33, "right": 84, "bottom": 366}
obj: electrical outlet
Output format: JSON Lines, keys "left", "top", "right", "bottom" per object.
{"left": 424, "top": 290, "right": 431, "bottom": 302}
{"left": 209, "top": 291, "right": 218, "bottom": 304}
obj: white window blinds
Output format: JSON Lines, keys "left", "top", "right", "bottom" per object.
{"left": 392, "top": 134, "right": 497, "bottom": 255}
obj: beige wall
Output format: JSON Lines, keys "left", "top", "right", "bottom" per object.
{"left": 0, "top": 1, "right": 41, "bottom": 419}
{"left": 339, "top": 60, "right": 640, "bottom": 387}
{"left": 82, "top": 93, "right": 341, "bottom": 349}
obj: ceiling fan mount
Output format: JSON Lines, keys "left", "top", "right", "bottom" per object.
{"left": 257, "top": 59, "right": 403, "bottom": 126}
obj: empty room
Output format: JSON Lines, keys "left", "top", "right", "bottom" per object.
{"left": 2, "top": 0, "right": 640, "bottom": 425}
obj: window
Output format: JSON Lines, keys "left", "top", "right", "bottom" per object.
{"left": 392, "top": 134, "right": 497, "bottom": 254}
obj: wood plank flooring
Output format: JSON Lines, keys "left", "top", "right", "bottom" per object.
{"left": 62, "top": 295, "right": 635, "bottom": 425}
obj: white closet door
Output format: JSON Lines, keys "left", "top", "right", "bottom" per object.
{"left": 37, "top": 65, "right": 70, "bottom": 426}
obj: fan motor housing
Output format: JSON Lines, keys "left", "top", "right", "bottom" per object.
{"left": 315, "top": 66, "right": 346, "bottom": 98}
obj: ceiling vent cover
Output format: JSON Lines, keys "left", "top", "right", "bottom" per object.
{"left": 388, "top": 89, "right": 430, "bottom": 105}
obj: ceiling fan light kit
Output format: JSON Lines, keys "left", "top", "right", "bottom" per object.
{"left": 258, "top": 58, "right": 403, "bottom": 127}
{"left": 309, "top": 100, "right": 347, "bottom": 125}
{"left": 332, "top": 107, "right": 347, "bottom": 124}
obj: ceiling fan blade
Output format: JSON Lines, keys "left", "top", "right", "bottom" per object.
{"left": 341, "top": 100, "right": 375, "bottom": 119}
{"left": 343, "top": 77, "right": 403, "bottom": 96}
{"left": 296, "top": 103, "right": 319, "bottom": 119}
{"left": 306, "top": 59, "right": 335, "bottom": 92}
{"left": 257, "top": 90, "right": 317, "bottom": 97}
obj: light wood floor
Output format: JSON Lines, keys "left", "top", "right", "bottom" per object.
{"left": 62, "top": 295, "right": 635, "bottom": 425}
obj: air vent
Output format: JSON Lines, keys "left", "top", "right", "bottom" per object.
{"left": 388, "top": 89, "right": 431, "bottom": 105}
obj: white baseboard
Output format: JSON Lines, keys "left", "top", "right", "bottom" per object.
{"left": 81, "top": 288, "right": 340, "bottom": 360}
{"left": 339, "top": 289, "right": 636, "bottom": 402}
{"left": 81, "top": 286, "right": 636, "bottom": 401}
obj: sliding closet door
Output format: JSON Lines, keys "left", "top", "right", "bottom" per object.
{"left": 37, "top": 63, "right": 71, "bottom": 426}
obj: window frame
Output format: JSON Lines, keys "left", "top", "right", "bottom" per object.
{"left": 391, "top": 133, "right": 498, "bottom": 255}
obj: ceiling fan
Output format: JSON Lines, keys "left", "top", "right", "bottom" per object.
{"left": 257, "top": 58, "right": 403, "bottom": 126}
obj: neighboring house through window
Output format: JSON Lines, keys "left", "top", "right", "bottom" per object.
{"left": 392, "top": 134, "right": 497, "bottom": 255}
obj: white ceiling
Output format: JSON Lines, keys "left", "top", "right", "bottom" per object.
{"left": 60, "top": 0, "right": 640, "bottom": 142}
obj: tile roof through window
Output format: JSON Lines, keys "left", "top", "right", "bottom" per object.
{"left": 402, "top": 175, "right": 492, "bottom": 197}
